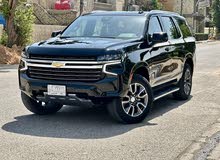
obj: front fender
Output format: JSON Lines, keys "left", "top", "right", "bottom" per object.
{"left": 122, "top": 59, "right": 150, "bottom": 86}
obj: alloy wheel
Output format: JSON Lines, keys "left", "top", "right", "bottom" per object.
{"left": 122, "top": 83, "right": 148, "bottom": 117}
{"left": 184, "top": 69, "right": 192, "bottom": 95}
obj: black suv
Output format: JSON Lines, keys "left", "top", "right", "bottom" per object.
{"left": 19, "top": 10, "right": 196, "bottom": 124}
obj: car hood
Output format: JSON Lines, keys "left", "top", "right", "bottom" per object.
{"left": 27, "top": 37, "right": 142, "bottom": 57}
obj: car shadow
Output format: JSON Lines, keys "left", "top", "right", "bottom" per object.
{"left": 2, "top": 95, "right": 192, "bottom": 139}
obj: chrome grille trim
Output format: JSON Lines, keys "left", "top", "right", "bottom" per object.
{"left": 26, "top": 63, "right": 103, "bottom": 69}
{"left": 23, "top": 58, "right": 121, "bottom": 65}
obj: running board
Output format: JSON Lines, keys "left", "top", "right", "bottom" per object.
{"left": 153, "top": 87, "right": 180, "bottom": 101}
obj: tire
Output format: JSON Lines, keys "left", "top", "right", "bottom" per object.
{"left": 21, "top": 92, "right": 63, "bottom": 115}
{"left": 107, "top": 74, "right": 153, "bottom": 124}
{"left": 173, "top": 63, "right": 193, "bottom": 100}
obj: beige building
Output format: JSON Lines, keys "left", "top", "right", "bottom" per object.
{"left": 159, "top": 0, "right": 212, "bottom": 33}
{"left": 27, "top": 0, "right": 126, "bottom": 25}
{"left": 27, "top": 0, "right": 126, "bottom": 13}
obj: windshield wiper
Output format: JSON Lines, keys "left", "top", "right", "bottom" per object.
{"left": 59, "top": 36, "right": 117, "bottom": 39}
{"left": 95, "top": 36, "right": 117, "bottom": 39}
{"left": 59, "top": 36, "right": 74, "bottom": 39}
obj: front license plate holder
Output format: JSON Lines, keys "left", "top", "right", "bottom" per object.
{"left": 47, "top": 85, "right": 66, "bottom": 96}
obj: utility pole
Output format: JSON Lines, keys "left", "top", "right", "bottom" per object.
{"left": 80, "top": 0, "right": 84, "bottom": 15}
{"left": 180, "top": 0, "right": 183, "bottom": 15}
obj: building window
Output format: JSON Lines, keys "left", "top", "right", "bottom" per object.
{"left": 95, "top": 0, "right": 108, "bottom": 3}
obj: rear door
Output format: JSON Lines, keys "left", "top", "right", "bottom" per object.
{"left": 173, "top": 16, "right": 196, "bottom": 68}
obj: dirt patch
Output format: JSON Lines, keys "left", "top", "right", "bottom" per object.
{"left": 0, "top": 45, "right": 22, "bottom": 64}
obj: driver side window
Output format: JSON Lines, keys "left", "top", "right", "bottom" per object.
{"left": 148, "top": 16, "right": 162, "bottom": 42}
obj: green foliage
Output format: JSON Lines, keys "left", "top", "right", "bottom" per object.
{"left": 0, "top": 0, "right": 35, "bottom": 47}
{"left": 136, "top": 0, "right": 163, "bottom": 11}
{"left": 0, "top": 30, "right": 8, "bottom": 45}
{"left": 212, "top": 0, "right": 220, "bottom": 34}
{"left": 151, "top": 0, "right": 163, "bottom": 10}
{"left": 0, "top": 0, "right": 10, "bottom": 18}
{"left": 14, "top": 4, "right": 35, "bottom": 46}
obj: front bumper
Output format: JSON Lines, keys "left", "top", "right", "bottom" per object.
{"left": 19, "top": 72, "right": 124, "bottom": 97}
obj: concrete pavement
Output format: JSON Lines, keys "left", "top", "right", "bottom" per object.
{"left": 0, "top": 41, "right": 220, "bottom": 160}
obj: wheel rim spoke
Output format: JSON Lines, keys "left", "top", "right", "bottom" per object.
{"left": 122, "top": 96, "right": 130, "bottom": 104}
{"left": 137, "top": 102, "right": 147, "bottom": 109}
{"left": 130, "top": 83, "right": 137, "bottom": 95}
{"left": 137, "top": 87, "right": 147, "bottom": 99}
{"left": 125, "top": 104, "right": 132, "bottom": 114}
{"left": 131, "top": 105, "right": 135, "bottom": 117}
{"left": 136, "top": 105, "right": 143, "bottom": 115}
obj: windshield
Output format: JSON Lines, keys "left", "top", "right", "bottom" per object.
{"left": 61, "top": 15, "right": 146, "bottom": 39}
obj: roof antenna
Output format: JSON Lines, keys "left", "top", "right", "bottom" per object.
{"left": 138, "top": 6, "right": 144, "bottom": 14}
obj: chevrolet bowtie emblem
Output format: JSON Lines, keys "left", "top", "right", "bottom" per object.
{"left": 52, "top": 61, "right": 65, "bottom": 68}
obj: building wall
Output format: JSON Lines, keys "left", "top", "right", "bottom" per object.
{"left": 27, "top": 0, "right": 125, "bottom": 12}
{"left": 159, "top": 0, "right": 208, "bottom": 33}
{"left": 32, "top": 24, "right": 66, "bottom": 42}
{"left": 159, "top": 0, "right": 194, "bottom": 27}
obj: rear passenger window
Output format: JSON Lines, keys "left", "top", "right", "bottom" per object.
{"left": 174, "top": 17, "right": 192, "bottom": 38}
{"left": 148, "top": 16, "right": 162, "bottom": 42}
{"left": 161, "top": 16, "right": 180, "bottom": 40}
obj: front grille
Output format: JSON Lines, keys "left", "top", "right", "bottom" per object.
{"left": 28, "top": 66, "right": 104, "bottom": 82}
{"left": 30, "top": 55, "right": 97, "bottom": 61}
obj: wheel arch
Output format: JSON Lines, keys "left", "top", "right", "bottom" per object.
{"left": 129, "top": 62, "right": 150, "bottom": 84}
{"left": 184, "top": 54, "right": 194, "bottom": 74}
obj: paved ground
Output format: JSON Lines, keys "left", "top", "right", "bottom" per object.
{"left": 0, "top": 42, "right": 220, "bottom": 160}
{"left": 208, "top": 142, "right": 220, "bottom": 160}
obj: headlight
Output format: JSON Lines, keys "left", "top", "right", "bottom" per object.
{"left": 21, "top": 51, "right": 28, "bottom": 58}
{"left": 21, "top": 46, "right": 29, "bottom": 58}
{"left": 19, "top": 59, "right": 27, "bottom": 71}
{"left": 97, "top": 53, "right": 122, "bottom": 61}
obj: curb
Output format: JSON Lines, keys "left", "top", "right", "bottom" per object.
{"left": 177, "top": 118, "right": 220, "bottom": 160}
{"left": 0, "top": 64, "right": 18, "bottom": 71}
{"left": 196, "top": 40, "right": 217, "bottom": 44}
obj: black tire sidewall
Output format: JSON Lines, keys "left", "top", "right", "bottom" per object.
{"left": 174, "top": 63, "right": 193, "bottom": 100}
{"left": 21, "top": 92, "right": 62, "bottom": 115}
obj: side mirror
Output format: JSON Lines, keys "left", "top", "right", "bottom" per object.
{"left": 151, "top": 32, "right": 168, "bottom": 44}
{"left": 51, "top": 30, "right": 62, "bottom": 38}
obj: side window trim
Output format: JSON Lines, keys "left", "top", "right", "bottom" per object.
{"left": 157, "top": 16, "right": 164, "bottom": 32}
{"left": 174, "top": 16, "right": 193, "bottom": 38}
{"left": 160, "top": 16, "right": 181, "bottom": 40}
{"left": 171, "top": 16, "right": 183, "bottom": 39}
{"left": 147, "top": 15, "right": 163, "bottom": 44}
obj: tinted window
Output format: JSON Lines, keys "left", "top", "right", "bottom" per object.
{"left": 61, "top": 16, "right": 146, "bottom": 39}
{"left": 161, "top": 16, "right": 180, "bottom": 40}
{"left": 174, "top": 17, "right": 192, "bottom": 38}
{"left": 148, "top": 16, "right": 162, "bottom": 42}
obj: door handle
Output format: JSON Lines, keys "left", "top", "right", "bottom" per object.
{"left": 165, "top": 47, "right": 170, "bottom": 52}
{"left": 178, "top": 45, "right": 185, "bottom": 50}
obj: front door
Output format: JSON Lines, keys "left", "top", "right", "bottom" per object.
{"left": 147, "top": 16, "right": 173, "bottom": 87}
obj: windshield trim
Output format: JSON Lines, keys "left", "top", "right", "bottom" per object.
{"left": 60, "top": 15, "right": 147, "bottom": 40}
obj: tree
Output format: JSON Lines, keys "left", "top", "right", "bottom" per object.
{"left": 0, "top": 0, "right": 34, "bottom": 47}
{"left": 135, "top": 0, "right": 163, "bottom": 11}
{"left": 212, "top": 0, "right": 220, "bottom": 36}
{"left": 1, "top": 0, "right": 18, "bottom": 47}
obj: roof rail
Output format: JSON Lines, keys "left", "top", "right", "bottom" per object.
{"left": 150, "top": 10, "right": 180, "bottom": 15}
{"left": 91, "top": 10, "right": 108, "bottom": 13}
